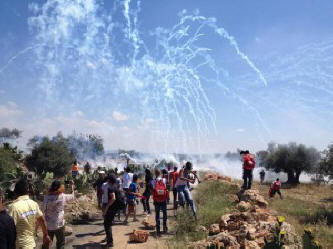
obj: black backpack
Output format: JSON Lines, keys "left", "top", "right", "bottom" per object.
{"left": 114, "top": 189, "right": 126, "bottom": 210}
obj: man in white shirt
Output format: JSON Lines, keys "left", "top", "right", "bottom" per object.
{"left": 122, "top": 167, "right": 133, "bottom": 215}
{"left": 123, "top": 167, "right": 133, "bottom": 191}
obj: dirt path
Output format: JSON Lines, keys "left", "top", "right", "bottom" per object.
{"left": 41, "top": 201, "right": 173, "bottom": 249}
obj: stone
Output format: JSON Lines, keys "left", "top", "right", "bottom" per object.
{"left": 142, "top": 217, "right": 155, "bottom": 230}
{"left": 219, "top": 214, "right": 231, "bottom": 230}
{"left": 218, "top": 175, "right": 232, "bottom": 182}
{"left": 245, "top": 240, "right": 261, "bottom": 249}
{"left": 247, "top": 227, "right": 256, "bottom": 240}
{"left": 129, "top": 230, "right": 149, "bottom": 243}
{"left": 209, "top": 224, "right": 220, "bottom": 235}
{"left": 64, "top": 226, "right": 73, "bottom": 236}
{"left": 227, "top": 221, "right": 240, "bottom": 231}
{"left": 237, "top": 201, "right": 252, "bottom": 212}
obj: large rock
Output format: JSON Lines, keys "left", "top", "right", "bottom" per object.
{"left": 238, "top": 189, "right": 268, "bottom": 208}
{"left": 209, "top": 231, "right": 239, "bottom": 247}
{"left": 209, "top": 224, "right": 220, "bottom": 235}
{"left": 219, "top": 214, "right": 231, "bottom": 230}
{"left": 237, "top": 201, "right": 252, "bottom": 212}
{"left": 129, "top": 230, "right": 149, "bottom": 243}
{"left": 245, "top": 240, "right": 261, "bottom": 249}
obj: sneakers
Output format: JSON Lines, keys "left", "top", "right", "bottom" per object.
{"left": 163, "top": 226, "right": 168, "bottom": 234}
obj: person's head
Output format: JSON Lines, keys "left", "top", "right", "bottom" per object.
{"left": 107, "top": 174, "right": 117, "bottom": 185}
{"left": 133, "top": 174, "right": 138, "bottom": 182}
{"left": 173, "top": 165, "right": 178, "bottom": 172}
{"left": 162, "top": 169, "right": 168, "bottom": 175}
{"left": 276, "top": 178, "right": 280, "bottom": 182}
{"left": 125, "top": 167, "right": 131, "bottom": 173}
{"left": 74, "top": 160, "right": 77, "bottom": 165}
{"left": 49, "top": 180, "right": 65, "bottom": 194}
{"left": 245, "top": 150, "right": 250, "bottom": 155}
{"left": 185, "top": 161, "right": 192, "bottom": 171}
{"left": 155, "top": 168, "right": 161, "bottom": 178}
{"left": 14, "top": 178, "right": 29, "bottom": 197}
{"left": 98, "top": 171, "right": 105, "bottom": 178}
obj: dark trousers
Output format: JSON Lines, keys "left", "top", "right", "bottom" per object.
{"left": 104, "top": 209, "right": 117, "bottom": 245}
{"left": 142, "top": 195, "right": 151, "bottom": 214}
{"left": 154, "top": 201, "right": 167, "bottom": 232}
{"left": 172, "top": 187, "right": 178, "bottom": 210}
{"left": 42, "top": 226, "right": 65, "bottom": 249}
{"left": 270, "top": 189, "right": 283, "bottom": 199}
{"left": 242, "top": 169, "right": 253, "bottom": 189}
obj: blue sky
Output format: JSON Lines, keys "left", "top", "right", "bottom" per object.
{"left": 0, "top": 0, "right": 332, "bottom": 153}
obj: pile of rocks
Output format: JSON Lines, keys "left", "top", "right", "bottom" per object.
{"left": 203, "top": 172, "right": 232, "bottom": 183}
{"left": 66, "top": 193, "right": 100, "bottom": 223}
{"left": 189, "top": 178, "right": 301, "bottom": 249}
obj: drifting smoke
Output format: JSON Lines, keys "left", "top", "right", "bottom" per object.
{"left": 23, "top": 0, "right": 267, "bottom": 153}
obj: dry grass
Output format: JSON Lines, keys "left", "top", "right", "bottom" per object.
{"left": 254, "top": 181, "right": 333, "bottom": 248}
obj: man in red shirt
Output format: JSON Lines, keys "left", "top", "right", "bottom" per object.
{"left": 240, "top": 150, "right": 255, "bottom": 190}
{"left": 269, "top": 178, "right": 283, "bottom": 199}
{"left": 169, "top": 165, "right": 179, "bottom": 213}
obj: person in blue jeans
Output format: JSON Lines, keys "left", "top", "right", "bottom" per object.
{"left": 124, "top": 174, "right": 140, "bottom": 223}
{"left": 176, "top": 161, "right": 197, "bottom": 220}
{"left": 151, "top": 169, "right": 168, "bottom": 236}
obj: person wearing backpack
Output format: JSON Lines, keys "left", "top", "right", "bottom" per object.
{"left": 103, "top": 174, "right": 125, "bottom": 248}
{"left": 151, "top": 169, "right": 168, "bottom": 236}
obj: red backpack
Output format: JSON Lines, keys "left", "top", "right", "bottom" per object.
{"left": 153, "top": 179, "right": 168, "bottom": 203}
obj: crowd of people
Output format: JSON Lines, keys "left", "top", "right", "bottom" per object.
{"left": 0, "top": 153, "right": 284, "bottom": 249}
{"left": 93, "top": 161, "right": 199, "bottom": 247}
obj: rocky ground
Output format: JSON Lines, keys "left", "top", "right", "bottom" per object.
{"left": 188, "top": 172, "right": 302, "bottom": 249}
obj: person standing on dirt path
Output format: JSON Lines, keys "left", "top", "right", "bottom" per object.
{"left": 122, "top": 167, "right": 133, "bottom": 214}
{"left": 124, "top": 174, "right": 140, "bottom": 224}
{"left": 103, "top": 174, "right": 123, "bottom": 248}
{"left": 93, "top": 171, "right": 106, "bottom": 209}
{"left": 9, "top": 178, "right": 51, "bottom": 249}
{"left": 176, "top": 162, "right": 197, "bottom": 220}
{"left": 142, "top": 169, "right": 153, "bottom": 215}
{"left": 169, "top": 164, "right": 179, "bottom": 214}
{"left": 269, "top": 178, "right": 283, "bottom": 199}
{"left": 259, "top": 169, "right": 266, "bottom": 184}
{"left": 0, "top": 188, "right": 16, "bottom": 249}
{"left": 42, "top": 180, "right": 75, "bottom": 249}
{"left": 151, "top": 169, "right": 169, "bottom": 236}
{"left": 240, "top": 150, "right": 255, "bottom": 190}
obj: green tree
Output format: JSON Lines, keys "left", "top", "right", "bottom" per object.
{"left": 26, "top": 137, "right": 75, "bottom": 177}
{"left": 262, "top": 142, "right": 320, "bottom": 184}
{"left": 317, "top": 144, "right": 333, "bottom": 182}
{"left": 0, "top": 143, "right": 23, "bottom": 189}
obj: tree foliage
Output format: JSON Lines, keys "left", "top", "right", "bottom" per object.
{"left": 260, "top": 142, "right": 320, "bottom": 184}
{"left": 317, "top": 144, "right": 333, "bottom": 182}
{"left": 25, "top": 137, "right": 75, "bottom": 177}
{"left": 0, "top": 143, "right": 23, "bottom": 189}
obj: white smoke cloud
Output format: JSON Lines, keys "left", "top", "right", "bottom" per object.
{"left": 0, "top": 101, "right": 22, "bottom": 118}
{"left": 112, "top": 111, "right": 129, "bottom": 121}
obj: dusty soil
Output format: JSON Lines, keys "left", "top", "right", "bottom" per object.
{"left": 37, "top": 200, "right": 174, "bottom": 249}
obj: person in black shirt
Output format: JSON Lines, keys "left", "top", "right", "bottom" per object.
{"left": 102, "top": 174, "right": 119, "bottom": 248}
{"left": 0, "top": 188, "right": 16, "bottom": 249}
